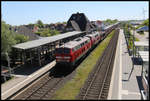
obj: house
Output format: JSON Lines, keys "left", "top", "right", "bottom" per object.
{"left": 10, "top": 26, "right": 40, "bottom": 40}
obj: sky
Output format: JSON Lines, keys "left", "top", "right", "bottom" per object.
{"left": 2, "top": 1, "right": 149, "bottom": 26}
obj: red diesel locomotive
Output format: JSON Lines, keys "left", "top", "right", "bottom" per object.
{"left": 55, "top": 31, "right": 102, "bottom": 67}
{"left": 55, "top": 23, "right": 119, "bottom": 68}
{"left": 55, "top": 36, "right": 91, "bottom": 67}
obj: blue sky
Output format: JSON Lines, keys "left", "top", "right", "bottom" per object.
{"left": 2, "top": 1, "right": 149, "bottom": 26}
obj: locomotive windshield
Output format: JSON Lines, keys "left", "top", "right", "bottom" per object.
{"left": 55, "top": 48, "right": 70, "bottom": 54}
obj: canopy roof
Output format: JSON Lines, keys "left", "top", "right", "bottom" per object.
{"left": 13, "top": 31, "right": 82, "bottom": 50}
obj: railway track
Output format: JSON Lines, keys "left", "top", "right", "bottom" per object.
{"left": 12, "top": 65, "right": 76, "bottom": 100}
{"left": 77, "top": 29, "right": 119, "bottom": 100}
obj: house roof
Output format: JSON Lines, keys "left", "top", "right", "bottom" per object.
{"left": 15, "top": 26, "right": 40, "bottom": 40}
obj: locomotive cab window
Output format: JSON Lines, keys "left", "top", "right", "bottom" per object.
{"left": 56, "top": 48, "right": 70, "bottom": 54}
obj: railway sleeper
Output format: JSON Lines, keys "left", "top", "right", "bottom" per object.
{"left": 85, "top": 94, "right": 99, "bottom": 98}
{"left": 43, "top": 94, "right": 51, "bottom": 98}
{"left": 44, "top": 92, "right": 53, "bottom": 98}
{"left": 104, "top": 82, "right": 110, "bottom": 85}
{"left": 38, "top": 88, "right": 48, "bottom": 92}
{"left": 100, "top": 93, "right": 108, "bottom": 97}
{"left": 91, "top": 82, "right": 103, "bottom": 85}
{"left": 90, "top": 86, "right": 102, "bottom": 89}
{"left": 84, "top": 96, "right": 99, "bottom": 100}
{"left": 89, "top": 83, "right": 102, "bottom": 87}
{"left": 103, "top": 85, "right": 110, "bottom": 88}
{"left": 33, "top": 92, "right": 43, "bottom": 96}
{"left": 100, "top": 94, "right": 108, "bottom": 98}
{"left": 88, "top": 89, "right": 100, "bottom": 93}
{"left": 86, "top": 92, "right": 100, "bottom": 96}
{"left": 29, "top": 96, "right": 40, "bottom": 100}
{"left": 29, "top": 95, "right": 40, "bottom": 99}
{"left": 102, "top": 87, "right": 109, "bottom": 91}
{"left": 102, "top": 90, "right": 109, "bottom": 94}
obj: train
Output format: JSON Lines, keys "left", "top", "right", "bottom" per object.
{"left": 55, "top": 12, "right": 119, "bottom": 68}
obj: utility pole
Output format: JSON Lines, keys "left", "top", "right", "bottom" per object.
{"left": 143, "top": 8, "right": 146, "bottom": 20}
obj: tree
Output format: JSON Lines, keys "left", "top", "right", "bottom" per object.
{"left": 1, "top": 21, "right": 16, "bottom": 54}
{"left": 35, "top": 28, "right": 60, "bottom": 37}
{"left": 63, "top": 22, "right": 67, "bottom": 24}
{"left": 143, "top": 19, "right": 149, "bottom": 26}
{"left": 14, "top": 34, "right": 29, "bottom": 44}
{"left": 136, "top": 19, "right": 149, "bottom": 29}
{"left": 50, "top": 29, "right": 60, "bottom": 36}
{"left": 37, "top": 20, "right": 44, "bottom": 28}
{"left": 2, "top": 21, "right": 30, "bottom": 57}
{"left": 104, "top": 19, "right": 118, "bottom": 25}
{"left": 112, "top": 19, "right": 118, "bottom": 24}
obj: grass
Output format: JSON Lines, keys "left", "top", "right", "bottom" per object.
{"left": 51, "top": 30, "right": 115, "bottom": 100}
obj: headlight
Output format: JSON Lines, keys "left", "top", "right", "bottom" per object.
{"left": 56, "top": 56, "right": 62, "bottom": 59}
{"left": 63, "top": 56, "right": 71, "bottom": 59}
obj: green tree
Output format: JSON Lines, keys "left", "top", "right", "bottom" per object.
{"left": 14, "top": 34, "right": 29, "bottom": 44}
{"left": 35, "top": 28, "right": 60, "bottom": 37}
{"left": 63, "top": 22, "right": 67, "bottom": 24}
{"left": 50, "top": 29, "right": 60, "bottom": 36}
{"left": 136, "top": 19, "right": 149, "bottom": 29}
{"left": 2, "top": 21, "right": 30, "bottom": 56}
{"left": 104, "top": 19, "right": 118, "bottom": 25}
{"left": 37, "top": 20, "right": 44, "bottom": 28}
{"left": 112, "top": 19, "right": 118, "bottom": 24}
{"left": 142, "top": 19, "right": 149, "bottom": 26}
{"left": 1, "top": 21, "right": 16, "bottom": 54}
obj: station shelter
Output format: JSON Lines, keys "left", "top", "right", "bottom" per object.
{"left": 138, "top": 51, "right": 149, "bottom": 100}
{"left": 133, "top": 41, "right": 149, "bottom": 100}
{"left": 134, "top": 41, "right": 149, "bottom": 57}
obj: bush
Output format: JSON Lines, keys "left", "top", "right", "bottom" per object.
{"left": 14, "top": 34, "right": 29, "bottom": 44}
{"left": 1, "top": 21, "right": 16, "bottom": 53}
{"left": 35, "top": 28, "right": 60, "bottom": 37}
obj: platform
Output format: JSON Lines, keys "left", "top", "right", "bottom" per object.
{"left": 1, "top": 60, "right": 56, "bottom": 100}
{"left": 108, "top": 29, "right": 143, "bottom": 99}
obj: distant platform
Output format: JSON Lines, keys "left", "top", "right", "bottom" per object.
{"left": 108, "top": 29, "right": 143, "bottom": 100}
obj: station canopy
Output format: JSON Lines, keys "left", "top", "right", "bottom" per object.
{"left": 138, "top": 51, "right": 149, "bottom": 62}
{"left": 134, "top": 41, "right": 149, "bottom": 47}
{"left": 12, "top": 31, "right": 82, "bottom": 50}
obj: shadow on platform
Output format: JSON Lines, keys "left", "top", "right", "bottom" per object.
{"left": 12, "top": 60, "right": 53, "bottom": 76}
{"left": 122, "top": 79, "right": 129, "bottom": 82}
{"left": 136, "top": 76, "right": 144, "bottom": 91}
{"left": 131, "top": 57, "right": 142, "bottom": 65}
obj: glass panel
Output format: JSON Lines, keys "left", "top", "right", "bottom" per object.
{"left": 143, "top": 62, "right": 149, "bottom": 81}
{"left": 56, "top": 48, "right": 70, "bottom": 54}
